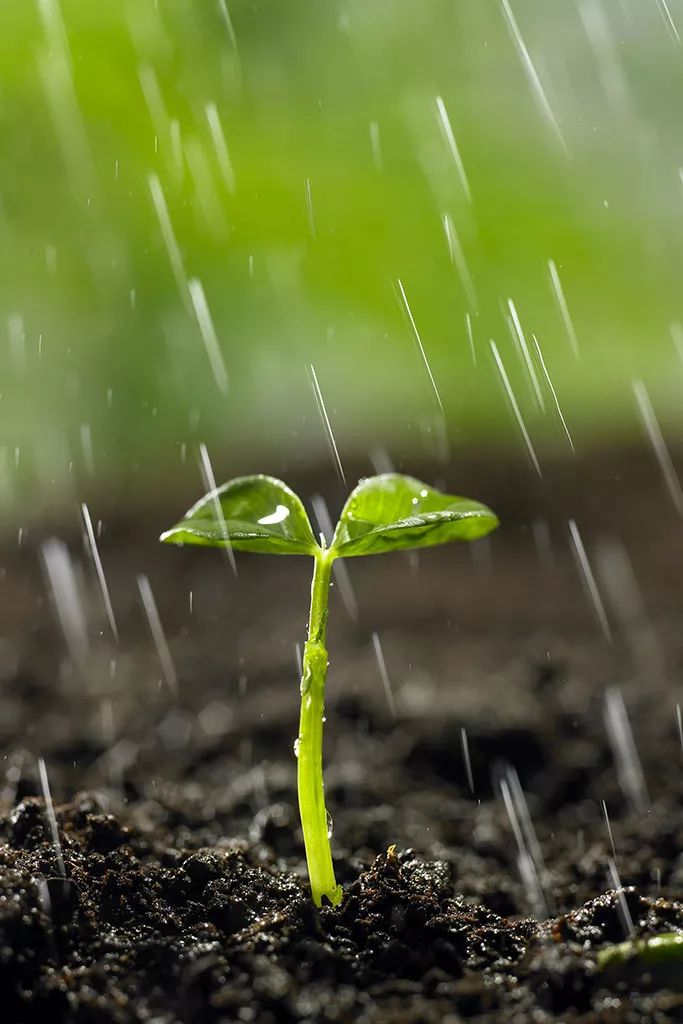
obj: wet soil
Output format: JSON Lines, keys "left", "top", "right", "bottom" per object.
{"left": 1, "top": 449, "right": 683, "bottom": 1023}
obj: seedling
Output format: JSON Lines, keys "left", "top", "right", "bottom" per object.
{"left": 161, "top": 473, "right": 498, "bottom": 906}
{"left": 597, "top": 933, "right": 683, "bottom": 987}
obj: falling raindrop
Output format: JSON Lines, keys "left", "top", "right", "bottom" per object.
{"left": 499, "top": 767, "right": 554, "bottom": 918}
{"left": 443, "top": 213, "right": 477, "bottom": 309}
{"left": 595, "top": 537, "right": 663, "bottom": 677}
{"left": 548, "top": 260, "right": 579, "bottom": 357}
{"left": 490, "top": 339, "right": 541, "bottom": 477}
{"left": 632, "top": 379, "right": 683, "bottom": 516}
{"left": 604, "top": 687, "right": 648, "bottom": 812}
{"left": 369, "top": 120, "right": 382, "bottom": 169}
{"left": 655, "top": 0, "right": 680, "bottom": 45}
{"left": 500, "top": 0, "right": 567, "bottom": 152}
{"left": 602, "top": 799, "right": 617, "bottom": 860}
{"left": 309, "top": 364, "right": 346, "bottom": 485}
{"left": 396, "top": 278, "right": 444, "bottom": 413}
{"left": 506, "top": 298, "right": 544, "bottom": 410}
{"left": 371, "top": 631, "right": 398, "bottom": 718}
{"left": 198, "top": 443, "right": 237, "bottom": 576}
{"left": 148, "top": 173, "right": 190, "bottom": 310}
{"left": 305, "top": 178, "right": 316, "bottom": 239}
{"left": 37, "top": 0, "right": 97, "bottom": 196}
{"left": 568, "top": 520, "right": 612, "bottom": 641}
{"left": 579, "top": 0, "right": 631, "bottom": 115}
{"left": 217, "top": 0, "right": 239, "bottom": 50}
{"left": 532, "top": 334, "right": 575, "bottom": 452}
{"left": 205, "top": 102, "right": 236, "bottom": 193}
{"left": 41, "top": 538, "right": 89, "bottom": 672}
{"left": 188, "top": 280, "right": 229, "bottom": 396}
{"left": 312, "top": 495, "right": 358, "bottom": 620}
{"left": 607, "top": 858, "right": 635, "bottom": 938}
{"left": 137, "top": 574, "right": 178, "bottom": 694}
{"left": 81, "top": 503, "right": 118, "bottom": 642}
{"left": 138, "top": 64, "right": 169, "bottom": 148}
{"left": 434, "top": 96, "right": 472, "bottom": 201}
{"left": 369, "top": 446, "right": 395, "bottom": 475}
{"left": 460, "top": 727, "right": 474, "bottom": 794}
{"left": 37, "top": 757, "right": 66, "bottom": 879}
{"left": 465, "top": 312, "right": 476, "bottom": 365}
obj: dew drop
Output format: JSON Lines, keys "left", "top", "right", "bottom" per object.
{"left": 326, "top": 810, "right": 334, "bottom": 838}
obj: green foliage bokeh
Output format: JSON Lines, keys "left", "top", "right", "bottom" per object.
{"left": 1, "top": 0, "right": 682, "bottom": 506}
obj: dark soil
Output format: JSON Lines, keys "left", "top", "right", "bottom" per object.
{"left": 1, "top": 449, "right": 683, "bottom": 1023}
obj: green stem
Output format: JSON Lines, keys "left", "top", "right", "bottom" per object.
{"left": 297, "top": 549, "right": 342, "bottom": 907}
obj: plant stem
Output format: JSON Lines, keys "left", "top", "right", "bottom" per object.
{"left": 297, "top": 549, "right": 342, "bottom": 907}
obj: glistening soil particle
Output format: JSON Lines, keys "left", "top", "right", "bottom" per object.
{"left": 0, "top": 805, "right": 681, "bottom": 1023}
{"left": 1, "top": 453, "right": 683, "bottom": 1022}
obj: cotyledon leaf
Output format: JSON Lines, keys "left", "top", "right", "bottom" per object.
{"left": 160, "top": 474, "right": 320, "bottom": 555}
{"left": 330, "top": 473, "right": 499, "bottom": 558}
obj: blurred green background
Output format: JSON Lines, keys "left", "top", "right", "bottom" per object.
{"left": 2, "top": 0, "right": 683, "bottom": 511}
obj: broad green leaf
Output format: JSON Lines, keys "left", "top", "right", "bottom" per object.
{"left": 330, "top": 473, "right": 498, "bottom": 557}
{"left": 160, "top": 475, "right": 319, "bottom": 555}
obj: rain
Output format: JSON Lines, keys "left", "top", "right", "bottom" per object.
{"left": 396, "top": 278, "right": 444, "bottom": 414}
{"left": 490, "top": 339, "right": 542, "bottom": 476}
{"left": 37, "top": 756, "right": 66, "bottom": 880}
{"left": 136, "top": 574, "right": 178, "bottom": 695}
{"left": 370, "top": 631, "right": 398, "bottom": 719}
{"left": 568, "top": 518, "right": 612, "bottom": 642}
{"left": 309, "top": 364, "right": 347, "bottom": 485}
{"left": 2, "top": 1, "right": 683, "bottom": 1020}
{"left": 81, "top": 502, "right": 118, "bottom": 642}
{"left": 547, "top": 260, "right": 580, "bottom": 357}
{"left": 40, "top": 538, "right": 90, "bottom": 673}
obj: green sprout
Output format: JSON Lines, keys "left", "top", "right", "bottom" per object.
{"left": 597, "top": 933, "right": 683, "bottom": 983}
{"left": 161, "top": 473, "right": 499, "bottom": 906}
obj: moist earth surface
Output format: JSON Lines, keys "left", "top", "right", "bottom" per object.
{"left": 0, "top": 450, "right": 682, "bottom": 1023}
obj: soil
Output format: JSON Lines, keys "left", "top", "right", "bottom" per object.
{"left": 1, "top": 448, "right": 682, "bottom": 1023}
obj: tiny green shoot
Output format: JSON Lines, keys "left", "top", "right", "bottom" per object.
{"left": 597, "top": 933, "right": 683, "bottom": 971}
{"left": 161, "top": 473, "right": 499, "bottom": 906}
